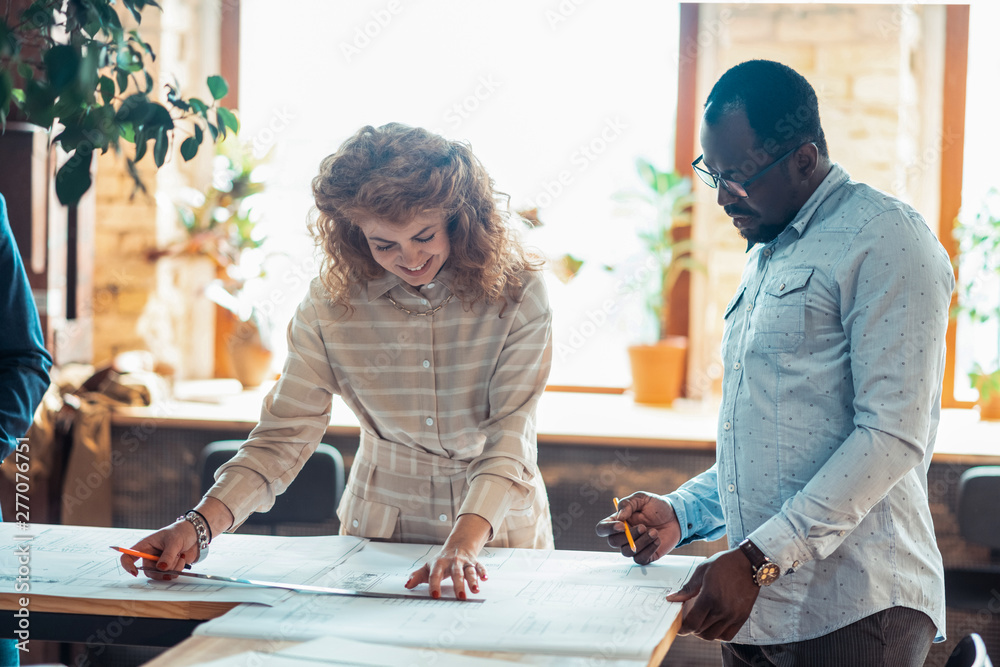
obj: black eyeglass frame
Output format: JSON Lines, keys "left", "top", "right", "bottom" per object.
{"left": 691, "top": 142, "right": 811, "bottom": 198}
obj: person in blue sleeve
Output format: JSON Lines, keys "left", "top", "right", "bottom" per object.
{"left": 597, "top": 60, "right": 953, "bottom": 666}
{"left": 1, "top": 192, "right": 53, "bottom": 667}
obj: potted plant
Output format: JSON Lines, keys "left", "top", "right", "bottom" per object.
{"left": 611, "top": 159, "right": 699, "bottom": 405}
{"left": 953, "top": 187, "right": 1000, "bottom": 420}
{"left": 0, "top": 0, "right": 237, "bottom": 205}
{"left": 148, "top": 138, "right": 274, "bottom": 387}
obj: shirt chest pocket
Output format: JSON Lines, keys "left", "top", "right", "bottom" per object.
{"left": 750, "top": 269, "right": 813, "bottom": 354}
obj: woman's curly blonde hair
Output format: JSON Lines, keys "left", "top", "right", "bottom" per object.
{"left": 310, "top": 123, "right": 539, "bottom": 313}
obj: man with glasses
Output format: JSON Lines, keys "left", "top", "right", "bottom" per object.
{"left": 599, "top": 60, "right": 951, "bottom": 666}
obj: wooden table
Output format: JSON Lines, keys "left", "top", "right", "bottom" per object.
{"left": 0, "top": 591, "right": 679, "bottom": 667}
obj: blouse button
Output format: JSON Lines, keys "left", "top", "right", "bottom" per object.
{"left": 352, "top": 519, "right": 359, "bottom": 528}
{"left": 727, "top": 484, "right": 736, "bottom": 493}
{"left": 421, "top": 298, "right": 429, "bottom": 305}
{"left": 438, "top": 514, "right": 448, "bottom": 522}
{"left": 779, "top": 283, "right": 786, "bottom": 291}
{"left": 746, "top": 304, "right": 752, "bottom": 312}
{"left": 733, "top": 362, "right": 741, "bottom": 371}
{"left": 425, "top": 417, "right": 434, "bottom": 426}
{"left": 422, "top": 360, "right": 430, "bottom": 368}
{"left": 792, "top": 560, "right": 801, "bottom": 569}
{"left": 427, "top": 282, "right": 435, "bottom": 289}
{"left": 723, "top": 421, "right": 732, "bottom": 431}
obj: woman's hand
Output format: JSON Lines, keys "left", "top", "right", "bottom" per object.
{"left": 119, "top": 497, "right": 234, "bottom": 579}
{"left": 595, "top": 491, "right": 682, "bottom": 564}
{"left": 404, "top": 513, "right": 491, "bottom": 600}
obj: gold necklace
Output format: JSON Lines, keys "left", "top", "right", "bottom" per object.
{"left": 384, "top": 292, "right": 454, "bottom": 317}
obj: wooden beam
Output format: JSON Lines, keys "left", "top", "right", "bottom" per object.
{"left": 941, "top": 5, "right": 971, "bottom": 408}
{"left": 220, "top": 0, "right": 241, "bottom": 109}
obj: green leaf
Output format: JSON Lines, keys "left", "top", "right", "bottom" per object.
{"left": 11, "top": 88, "right": 25, "bottom": 107}
{"left": 153, "top": 126, "right": 168, "bottom": 167}
{"left": 134, "top": 127, "right": 149, "bottom": 162}
{"left": 194, "top": 124, "right": 203, "bottom": 142}
{"left": 99, "top": 76, "right": 115, "bottom": 105}
{"left": 206, "top": 121, "right": 218, "bottom": 141}
{"left": 17, "top": 63, "right": 33, "bottom": 81}
{"left": 44, "top": 44, "right": 81, "bottom": 93}
{"left": 189, "top": 97, "right": 209, "bottom": 115}
{"left": 116, "top": 67, "right": 129, "bottom": 93}
{"left": 119, "top": 122, "right": 135, "bottom": 143}
{"left": 123, "top": 0, "right": 143, "bottom": 23}
{"left": 0, "top": 70, "right": 11, "bottom": 122}
{"left": 217, "top": 107, "right": 239, "bottom": 135}
{"left": 20, "top": 2, "right": 55, "bottom": 30}
{"left": 115, "top": 93, "right": 150, "bottom": 123}
{"left": 143, "top": 71, "right": 154, "bottom": 93}
{"left": 180, "top": 133, "right": 201, "bottom": 161}
{"left": 206, "top": 75, "right": 228, "bottom": 101}
{"left": 55, "top": 146, "right": 94, "bottom": 206}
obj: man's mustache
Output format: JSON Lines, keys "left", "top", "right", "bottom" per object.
{"left": 724, "top": 205, "right": 756, "bottom": 217}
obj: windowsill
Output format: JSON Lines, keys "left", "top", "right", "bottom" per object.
{"left": 110, "top": 380, "right": 1000, "bottom": 462}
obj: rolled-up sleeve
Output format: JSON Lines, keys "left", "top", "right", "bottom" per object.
{"left": 460, "top": 273, "right": 552, "bottom": 536}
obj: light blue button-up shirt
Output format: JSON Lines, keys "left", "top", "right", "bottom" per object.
{"left": 667, "top": 165, "right": 953, "bottom": 644}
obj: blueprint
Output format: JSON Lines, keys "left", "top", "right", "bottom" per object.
{"left": 0, "top": 523, "right": 363, "bottom": 605}
{"left": 196, "top": 542, "right": 700, "bottom": 662}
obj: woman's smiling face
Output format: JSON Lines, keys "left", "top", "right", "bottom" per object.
{"left": 356, "top": 211, "right": 451, "bottom": 287}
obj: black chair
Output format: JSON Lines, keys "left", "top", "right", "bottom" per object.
{"left": 945, "top": 466, "right": 1000, "bottom": 610}
{"left": 199, "top": 440, "right": 345, "bottom": 527}
{"left": 945, "top": 633, "right": 994, "bottom": 667}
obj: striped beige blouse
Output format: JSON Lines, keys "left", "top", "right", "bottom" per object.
{"left": 207, "top": 266, "right": 554, "bottom": 548}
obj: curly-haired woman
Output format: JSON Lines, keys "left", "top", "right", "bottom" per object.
{"left": 121, "top": 123, "right": 554, "bottom": 600}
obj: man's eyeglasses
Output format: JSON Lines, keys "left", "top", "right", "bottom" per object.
{"left": 691, "top": 143, "right": 808, "bottom": 198}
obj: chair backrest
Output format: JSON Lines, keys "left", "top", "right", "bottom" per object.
{"left": 945, "top": 633, "right": 994, "bottom": 667}
{"left": 199, "top": 440, "right": 345, "bottom": 525}
{"left": 957, "top": 466, "right": 1000, "bottom": 551}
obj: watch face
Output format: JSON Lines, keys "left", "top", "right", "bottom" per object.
{"left": 755, "top": 562, "right": 781, "bottom": 586}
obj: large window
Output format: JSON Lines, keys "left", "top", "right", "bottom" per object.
{"left": 238, "top": 1, "right": 680, "bottom": 387}
{"left": 953, "top": 1, "right": 1000, "bottom": 402}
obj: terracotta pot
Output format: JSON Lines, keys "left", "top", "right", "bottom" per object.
{"left": 627, "top": 336, "right": 687, "bottom": 406}
{"left": 978, "top": 390, "right": 1000, "bottom": 421}
{"left": 227, "top": 319, "right": 274, "bottom": 388}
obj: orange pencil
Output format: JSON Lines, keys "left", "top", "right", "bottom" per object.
{"left": 612, "top": 497, "right": 637, "bottom": 553}
{"left": 110, "top": 546, "right": 192, "bottom": 570}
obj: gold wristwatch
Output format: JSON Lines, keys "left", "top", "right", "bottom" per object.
{"left": 738, "top": 538, "right": 780, "bottom": 586}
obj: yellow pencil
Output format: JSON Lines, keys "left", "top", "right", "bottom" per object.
{"left": 612, "top": 497, "right": 637, "bottom": 553}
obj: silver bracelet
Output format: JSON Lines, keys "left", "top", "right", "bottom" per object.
{"left": 178, "top": 510, "right": 211, "bottom": 563}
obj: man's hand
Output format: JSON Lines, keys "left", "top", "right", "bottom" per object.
{"left": 666, "top": 548, "right": 761, "bottom": 641}
{"left": 595, "top": 492, "right": 681, "bottom": 564}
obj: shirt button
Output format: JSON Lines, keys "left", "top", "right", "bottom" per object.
{"left": 425, "top": 417, "right": 434, "bottom": 426}
{"left": 746, "top": 304, "right": 752, "bottom": 312}
{"left": 838, "top": 530, "right": 846, "bottom": 536}
{"left": 438, "top": 514, "right": 448, "bottom": 522}
{"left": 422, "top": 360, "right": 430, "bottom": 368}
{"left": 779, "top": 283, "right": 786, "bottom": 291}
{"left": 733, "top": 362, "right": 741, "bottom": 370}
{"left": 727, "top": 484, "right": 736, "bottom": 493}
{"left": 352, "top": 519, "right": 359, "bottom": 528}
{"left": 763, "top": 248, "right": 772, "bottom": 257}
{"left": 723, "top": 421, "right": 732, "bottom": 431}
{"left": 421, "top": 298, "right": 429, "bottom": 305}
{"left": 792, "top": 560, "right": 801, "bottom": 568}
{"left": 426, "top": 282, "right": 435, "bottom": 289}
